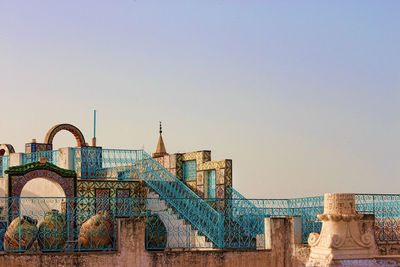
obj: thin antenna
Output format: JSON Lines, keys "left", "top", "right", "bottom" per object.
{"left": 92, "top": 110, "right": 97, "bottom": 147}
{"left": 159, "top": 121, "right": 162, "bottom": 135}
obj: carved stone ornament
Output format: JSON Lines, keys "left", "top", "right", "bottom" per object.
{"left": 306, "top": 193, "right": 377, "bottom": 266}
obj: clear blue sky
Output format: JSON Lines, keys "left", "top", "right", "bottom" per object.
{"left": 1, "top": 1, "right": 399, "bottom": 198}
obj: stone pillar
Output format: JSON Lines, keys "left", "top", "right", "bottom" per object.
{"left": 306, "top": 193, "right": 377, "bottom": 266}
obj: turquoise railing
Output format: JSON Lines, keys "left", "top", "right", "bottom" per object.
{"left": 72, "top": 148, "right": 225, "bottom": 248}
{"left": 250, "top": 196, "right": 324, "bottom": 242}
{"left": 69, "top": 148, "right": 400, "bottom": 245}
{"left": 140, "top": 151, "right": 225, "bottom": 248}
{"left": 0, "top": 197, "right": 121, "bottom": 252}
{"left": 72, "top": 148, "right": 142, "bottom": 179}
{"left": 0, "top": 156, "right": 9, "bottom": 177}
{"left": 227, "top": 186, "right": 266, "bottom": 239}
{"left": 22, "top": 151, "right": 59, "bottom": 166}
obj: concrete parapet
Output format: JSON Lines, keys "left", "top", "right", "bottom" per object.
{"left": 9, "top": 153, "right": 22, "bottom": 167}
{"left": 0, "top": 216, "right": 302, "bottom": 267}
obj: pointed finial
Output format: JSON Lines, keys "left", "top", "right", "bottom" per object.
{"left": 159, "top": 121, "right": 162, "bottom": 135}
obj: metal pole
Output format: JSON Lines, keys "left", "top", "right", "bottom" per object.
{"left": 94, "top": 110, "right": 96, "bottom": 138}
{"left": 92, "top": 110, "right": 97, "bottom": 147}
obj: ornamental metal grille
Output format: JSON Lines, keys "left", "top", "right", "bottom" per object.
{"left": 0, "top": 195, "right": 399, "bottom": 252}
{"left": 73, "top": 148, "right": 142, "bottom": 179}
{"left": 22, "top": 151, "right": 58, "bottom": 166}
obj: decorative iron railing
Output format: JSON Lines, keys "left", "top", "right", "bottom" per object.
{"left": 68, "top": 148, "right": 400, "bottom": 245}
{"left": 140, "top": 151, "right": 225, "bottom": 248}
{"left": 250, "top": 196, "right": 324, "bottom": 243}
{"left": 0, "top": 156, "right": 9, "bottom": 177}
{"left": 72, "top": 148, "right": 143, "bottom": 179}
{"left": 0, "top": 197, "right": 126, "bottom": 252}
{"left": 72, "top": 149, "right": 225, "bottom": 248}
{"left": 355, "top": 194, "right": 400, "bottom": 242}
{"left": 0, "top": 196, "right": 266, "bottom": 251}
{"left": 22, "top": 151, "right": 59, "bottom": 166}
{"left": 250, "top": 194, "right": 400, "bottom": 243}
{"left": 227, "top": 186, "right": 266, "bottom": 244}
{"left": 0, "top": 195, "right": 400, "bottom": 252}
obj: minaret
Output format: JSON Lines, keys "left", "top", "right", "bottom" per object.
{"left": 153, "top": 121, "right": 168, "bottom": 158}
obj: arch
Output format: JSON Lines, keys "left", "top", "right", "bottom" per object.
{"left": 8, "top": 169, "right": 76, "bottom": 222}
{"left": 44, "top": 123, "right": 87, "bottom": 147}
{"left": 0, "top": 144, "right": 15, "bottom": 156}
{"left": 9, "top": 169, "right": 75, "bottom": 198}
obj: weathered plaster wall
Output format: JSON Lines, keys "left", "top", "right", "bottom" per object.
{"left": 0, "top": 217, "right": 301, "bottom": 267}
{"left": 2, "top": 216, "right": 400, "bottom": 267}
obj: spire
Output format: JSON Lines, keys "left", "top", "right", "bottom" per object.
{"left": 153, "top": 121, "right": 168, "bottom": 158}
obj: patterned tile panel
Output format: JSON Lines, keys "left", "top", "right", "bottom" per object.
{"left": 77, "top": 179, "right": 144, "bottom": 198}
{"left": 164, "top": 152, "right": 232, "bottom": 200}
{"left": 216, "top": 185, "right": 225, "bottom": 198}
{"left": 197, "top": 160, "right": 227, "bottom": 171}
{"left": 116, "top": 189, "right": 130, "bottom": 198}
{"left": 202, "top": 151, "right": 211, "bottom": 162}
{"left": 196, "top": 171, "right": 205, "bottom": 186}
{"left": 216, "top": 168, "right": 225, "bottom": 185}
{"left": 182, "top": 151, "right": 202, "bottom": 161}
{"left": 162, "top": 155, "right": 170, "bottom": 169}
{"left": 196, "top": 186, "right": 204, "bottom": 198}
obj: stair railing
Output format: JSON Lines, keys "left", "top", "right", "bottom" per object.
{"left": 227, "top": 186, "right": 265, "bottom": 238}
{"left": 140, "top": 151, "right": 225, "bottom": 248}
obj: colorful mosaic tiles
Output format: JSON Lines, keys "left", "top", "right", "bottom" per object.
{"left": 156, "top": 150, "right": 232, "bottom": 199}
{"left": 216, "top": 185, "right": 225, "bottom": 198}
{"left": 77, "top": 179, "right": 144, "bottom": 198}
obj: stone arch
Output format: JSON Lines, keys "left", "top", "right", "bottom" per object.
{"left": 0, "top": 144, "right": 15, "bottom": 156}
{"left": 7, "top": 168, "right": 76, "bottom": 222}
{"left": 9, "top": 169, "right": 75, "bottom": 198}
{"left": 44, "top": 123, "right": 87, "bottom": 147}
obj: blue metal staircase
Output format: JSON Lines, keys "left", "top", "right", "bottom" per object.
{"left": 72, "top": 148, "right": 265, "bottom": 249}
{"left": 139, "top": 151, "right": 225, "bottom": 248}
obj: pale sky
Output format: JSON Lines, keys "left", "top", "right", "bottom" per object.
{"left": 1, "top": 1, "right": 399, "bottom": 198}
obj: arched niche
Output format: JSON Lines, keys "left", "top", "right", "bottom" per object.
{"left": 44, "top": 123, "right": 87, "bottom": 148}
